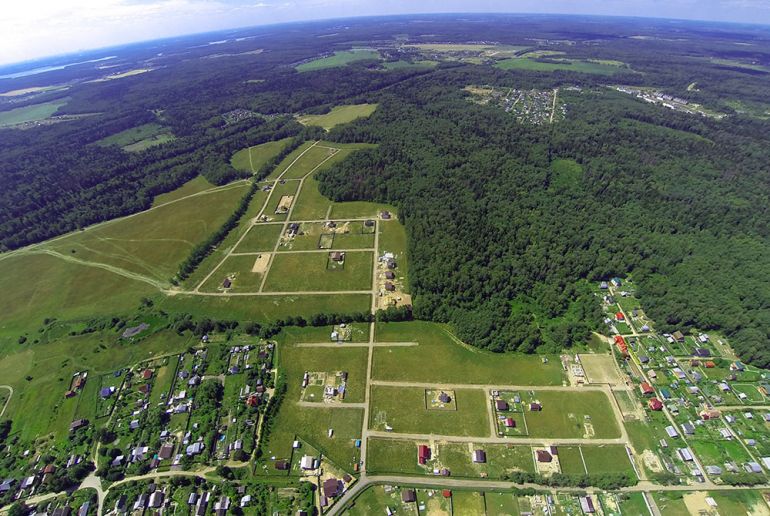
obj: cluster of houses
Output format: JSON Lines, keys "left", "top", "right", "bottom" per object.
{"left": 113, "top": 484, "right": 251, "bottom": 515}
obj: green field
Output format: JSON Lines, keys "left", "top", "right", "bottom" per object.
{"left": 296, "top": 49, "right": 380, "bottom": 72}
{"left": 485, "top": 492, "right": 521, "bottom": 515}
{"left": 151, "top": 175, "right": 214, "bottom": 207}
{"left": 369, "top": 385, "right": 488, "bottom": 436}
{"left": 521, "top": 390, "right": 621, "bottom": 439}
{"left": 452, "top": 491, "right": 486, "bottom": 516}
{"left": 156, "top": 293, "right": 371, "bottom": 322}
{"left": 297, "top": 104, "right": 378, "bottom": 130}
{"left": 329, "top": 200, "right": 396, "bottom": 220}
{"left": 372, "top": 321, "right": 565, "bottom": 385}
{"left": 97, "top": 122, "right": 174, "bottom": 151}
{"left": 556, "top": 446, "right": 586, "bottom": 475}
{"left": 0, "top": 98, "right": 68, "bottom": 127}
{"left": 580, "top": 445, "right": 636, "bottom": 476}
{"left": 41, "top": 182, "right": 249, "bottom": 282}
{"left": 230, "top": 137, "right": 292, "bottom": 173}
{"left": 496, "top": 58, "right": 627, "bottom": 75}
{"left": 382, "top": 60, "right": 438, "bottom": 70}
{"left": 278, "top": 145, "right": 339, "bottom": 179}
{"left": 234, "top": 223, "right": 283, "bottom": 252}
{"left": 262, "top": 250, "right": 373, "bottom": 292}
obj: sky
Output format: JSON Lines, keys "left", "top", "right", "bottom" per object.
{"left": 2, "top": 0, "right": 769, "bottom": 66}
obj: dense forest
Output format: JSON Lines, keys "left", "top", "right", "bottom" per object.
{"left": 3, "top": 14, "right": 770, "bottom": 364}
{"left": 318, "top": 65, "right": 770, "bottom": 364}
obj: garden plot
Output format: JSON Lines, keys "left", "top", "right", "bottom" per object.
{"left": 492, "top": 391, "right": 528, "bottom": 437}
{"left": 300, "top": 371, "right": 349, "bottom": 404}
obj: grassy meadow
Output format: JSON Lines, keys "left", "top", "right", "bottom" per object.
{"left": 0, "top": 98, "right": 68, "bottom": 127}
{"left": 296, "top": 50, "right": 380, "bottom": 72}
{"left": 230, "top": 137, "right": 293, "bottom": 173}
{"left": 262, "top": 251, "right": 373, "bottom": 292}
{"left": 297, "top": 104, "right": 378, "bottom": 130}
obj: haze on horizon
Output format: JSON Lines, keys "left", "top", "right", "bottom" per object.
{"left": 2, "top": 0, "right": 769, "bottom": 67}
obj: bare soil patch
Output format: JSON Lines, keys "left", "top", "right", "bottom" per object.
{"left": 251, "top": 253, "right": 271, "bottom": 274}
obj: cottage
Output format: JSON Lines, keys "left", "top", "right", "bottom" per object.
{"left": 672, "top": 331, "right": 685, "bottom": 342}
{"left": 52, "top": 508, "right": 71, "bottom": 516}
{"left": 639, "top": 355, "right": 649, "bottom": 364}
{"left": 69, "top": 418, "right": 89, "bottom": 432}
{"left": 0, "top": 479, "right": 15, "bottom": 493}
{"left": 700, "top": 409, "right": 721, "bottom": 420}
{"left": 599, "top": 281, "right": 608, "bottom": 289}
{"left": 401, "top": 489, "right": 417, "bottom": 503}
{"left": 115, "top": 495, "right": 128, "bottom": 513}
{"left": 384, "top": 271, "right": 395, "bottom": 280}
{"left": 495, "top": 400, "right": 509, "bottom": 411}
{"left": 705, "top": 465, "right": 723, "bottom": 475}
{"left": 100, "top": 386, "right": 115, "bottom": 398}
{"left": 380, "top": 211, "right": 391, "bottom": 220}
{"left": 648, "top": 398, "right": 663, "bottom": 411}
{"left": 694, "top": 348, "right": 711, "bottom": 358}
{"left": 504, "top": 417, "right": 515, "bottom": 428}
{"left": 222, "top": 278, "right": 232, "bottom": 289}
{"left": 417, "top": 445, "right": 431, "bottom": 465}
{"left": 300, "top": 455, "right": 318, "bottom": 470}
{"left": 681, "top": 422, "right": 695, "bottom": 435}
{"left": 665, "top": 426, "right": 679, "bottom": 438}
{"left": 746, "top": 462, "right": 763, "bottom": 473}
{"left": 330, "top": 251, "right": 344, "bottom": 262}
{"left": 384, "top": 281, "right": 396, "bottom": 292}
{"left": 615, "top": 312, "right": 625, "bottom": 322}
{"left": 639, "top": 382, "right": 654, "bottom": 396}
{"left": 472, "top": 450, "right": 486, "bottom": 463}
{"left": 438, "top": 391, "right": 451, "bottom": 403}
{"left": 705, "top": 361, "right": 716, "bottom": 368}
{"left": 536, "top": 450, "right": 553, "bottom": 463}
{"left": 149, "top": 491, "right": 164, "bottom": 508}
{"left": 678, "top": 448, "right": 694, "bottom": 461}
{"left": 186, "top": 442, "right": 205, "bottom": 456}
{"left": 158, "top": 443, "right": 174, "bottom": 460}
{"left": 580, "top": 496, "right": 596, "bottom": 514}
{"left": 215, "top": 495, "right": 230, "bottom": 516}
{"left": 323, "top": 478, "right": 343, "bottom": 498}
{"left": 529, "top": 402, "right": 542, "bottom": 411}
{"left": 142, "top": 369, "right": 153, "bottom": 380}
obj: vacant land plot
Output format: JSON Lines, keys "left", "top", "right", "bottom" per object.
{"left": 97, "top": 122, "right": 174, "bottom": 151}
{"left": 290, "top": 176, "right": 333, "bottom": 220}
{"left": 0, "top": 98, "right": 68, "bottom": 127}
{"left": 581, "top": 445, "right": 636, "bottom": 476}
{"left": 157, "top": 293, "right": 371, "bottom": 323}
{"left": 521, "top": 390, "right": 621, "bottom": 439}
{"left": 230, "top": 137, "right": 292, "bottom": 173}
{"left": 297, "top": 104, "right": 378, "bottom": 130}
{"left": 41, "top": 182, "right": 249, "bottom": 282}
{"left": 296, "top": 49, "right": 379, "bottom": 72}
{"left": 439, "top": 442, "right": 535, "bottom": 478}
{"left": 485, "top": 492, "right": 521, "bottom": 516}
{"left": 496, "top": 58, "right": 627, "bottom": 75}
{"left": 268, "top": 141, "right": 316, "bottom": 180}
{"left": 329, "top": 201, "right": 396, "bottom": 220}
{"left": 369, "top": 385, "right": 488, "bottom": 436}
{"left": 556, "top": 446, "right": 586, "bottom": 475}
{"left": 452, "top": 491, "right": 486, "bottom": 516}
{"left": 262, "top": 251, "right": 373, "bottom": 292}
{"left": 372, "top": 321, "right": 565, "bottom": 385}
{"left": 199, "top": 254, "right": 266, "bottom": 293}
{"left": 234, "top": 224, "right": 283, "bottom": 252}
{"left": 580, "top": 354, "right": 623, "bottom": 385}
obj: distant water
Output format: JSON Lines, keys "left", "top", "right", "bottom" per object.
{"left": 0, "top": 56, "right": 117, "bottom": 79}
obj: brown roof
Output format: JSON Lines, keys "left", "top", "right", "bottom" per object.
{"left": 536, "top": 450, "right": 553, "bottom": 462}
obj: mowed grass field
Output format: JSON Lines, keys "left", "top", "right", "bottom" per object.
{"left": 297, "top": 104, "right": 378, "bottom": 130}
{"left": 262, "top": 251, "right": 373, "bottom": 292}
{"left": 151, "top": 175, "right": 214, "bottom": 207}
{"left": 295, "top": 49, "right": 380, "bottom": 72}
{"left": 0, "top": 252, "right": 156, "bottom": 338}
{"left": 369, "top": 385, "right": 489, "bottom": 436}
{"left": 372, "top": 321, "right": 565, "bottom": 385}
{"left": 156, "top": 293, "right": 372, "bottom": 324}
{"left": 279, "top": 145, "right": 339, "bottom": 179}
{"left": 234, "top": 223, "right": 283, "bottom": 252}
{"left": 496, "top": 57, "right": 627, "bottom": 75}
{"left": 0, "top": 98, "right": 68, "bottom": 127}
{"left": 41, "top": 182, "right": 250, "bottom": 282}
{"left": 230, "top": 137, "right": 292, "bottom": 173}
{"left": 522, "top": 390, "right": 621, "bottom": 439}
